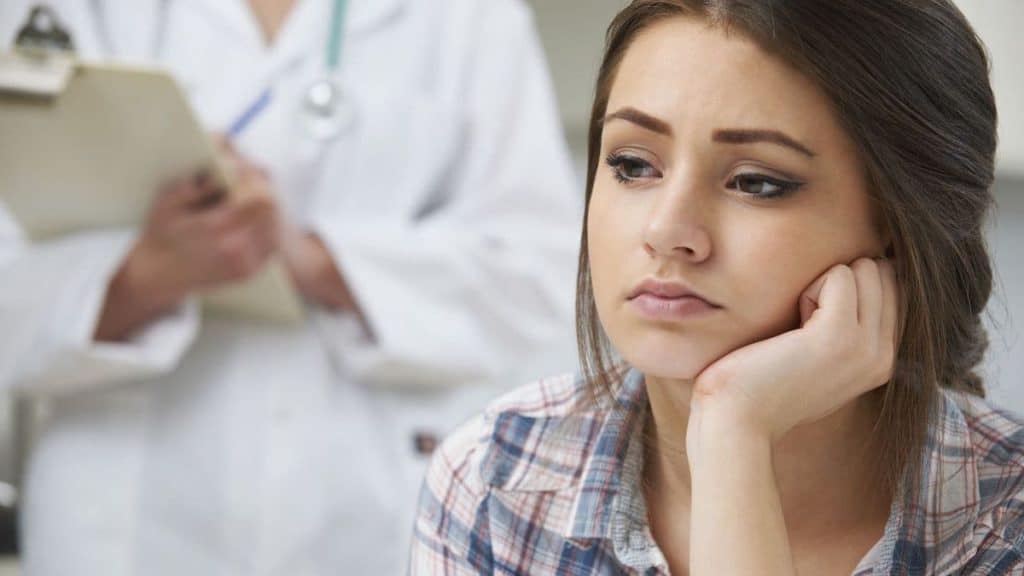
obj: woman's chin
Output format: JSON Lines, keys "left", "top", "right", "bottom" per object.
{"left": 613, "top": 334, "right": 722, "bottom": 382}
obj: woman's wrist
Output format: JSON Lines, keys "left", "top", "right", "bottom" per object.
{"left": 687, "top": 393, "right": 774, "bottom": 473}
{"left": 687, "top": 396, "right": 793, "bottom": 576}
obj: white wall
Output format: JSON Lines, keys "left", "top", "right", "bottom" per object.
{"left": 525, "top": 0, "right": 623, "bottom": 159}
{"left": 985, "top": 179, "right": 1024, "bottom": 408}
{"left": 957, "top": 1, "right": 1024, "bottom": 176}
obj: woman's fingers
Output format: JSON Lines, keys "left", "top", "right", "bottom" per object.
{"left": 850, "top": 258, "right": 883, "bottom": 331}
{"left": 801, "top": 264, "right": 858, "bottom": 328}
{"left": 878, "top": 259, "right": 900, "bottom": 363}
{"left": 798, "top": 271, "right": 827, "bottom": 325}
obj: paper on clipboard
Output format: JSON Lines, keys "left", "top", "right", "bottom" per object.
{"left": 0, "top": 51, "right": 305, "bottom": 325}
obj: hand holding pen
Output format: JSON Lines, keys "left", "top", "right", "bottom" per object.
{"left": 93, "top": 88, "right": 283, "bottom": 341}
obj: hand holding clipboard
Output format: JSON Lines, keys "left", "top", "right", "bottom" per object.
{"left": 0, "top": 8, "right": 304, "bottom": 325}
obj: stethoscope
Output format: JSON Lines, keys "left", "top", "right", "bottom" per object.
{"left": 301, "top": 0, "right": 354, "bottom": 138}
{"left": 88, "top": 0, "right": 355, "bottom": 140}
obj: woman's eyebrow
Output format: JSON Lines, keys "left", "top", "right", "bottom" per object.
{"left": 602, "top": 107, "right": 672, "bottom": 136}
{"left": 602, "top": 108, "right": 817, "bottom": 158}
{"left": 712, "top": 129, "right": 817, "bottom": 157}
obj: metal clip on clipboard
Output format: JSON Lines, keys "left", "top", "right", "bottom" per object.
{"left": 0, "top": 6, "right": 76, "bottom": 97}
{"left": 16, "top": 5, "right": 74, "bottom": 53}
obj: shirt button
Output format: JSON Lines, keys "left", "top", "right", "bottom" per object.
{"left": 629, "top": 529, "right": 647, "bottom": 551}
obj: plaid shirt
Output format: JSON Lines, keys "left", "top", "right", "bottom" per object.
{"left": 410, "top": 370, "right": 1024, "bottom": 575}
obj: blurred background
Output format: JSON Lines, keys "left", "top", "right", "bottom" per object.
{"left": 0, "top": 0, "right": 1021, "bottom": 572}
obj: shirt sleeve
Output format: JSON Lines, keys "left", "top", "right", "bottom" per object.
{"left": 0, "top": 217, "right": 199, "bottom": 397}
{"left": 312, "top": 0, "right": 581, "bottom": 390}
{"left": 409, "top": 415, "right": 494, "bottom": 574}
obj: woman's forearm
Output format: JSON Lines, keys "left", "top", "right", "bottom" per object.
{"left": 688, "top": 400, "right": 796, "bottom": 576}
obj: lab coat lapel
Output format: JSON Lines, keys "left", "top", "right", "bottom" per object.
{"left": 187, "top": 0, "right": 407, "bottom": 52}
{"left": 90, "top": 0, "right": 163, "bottom": 59}
{"left": 181, "top": 0, "right": 263, "bottom": 49}
{"left": 348, "top": 0, "right": 405, "bottom": 32}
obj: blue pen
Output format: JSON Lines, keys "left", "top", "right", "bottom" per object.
{"left": 227, "top": 87, "right": 273, "bottom": 137}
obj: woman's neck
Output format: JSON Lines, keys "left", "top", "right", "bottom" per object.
{"left": 643, "top": 375, "right": 890, "bottom": 539}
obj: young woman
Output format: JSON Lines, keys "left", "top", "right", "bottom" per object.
{"left": 410, "top": 1, "right": 1020, "bottom": 574}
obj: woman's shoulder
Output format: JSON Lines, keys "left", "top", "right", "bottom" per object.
{"left": 942, "top": 390, "right": 1024, "bottom": 564}
{"left": 421, "top": 372, "right": 598, "bottom": 497}
{"left": 951, "top": 391, "right": 1024, "bottom": 486}
{"left": 411, "top": 373, "right": 608, "bottom": 563}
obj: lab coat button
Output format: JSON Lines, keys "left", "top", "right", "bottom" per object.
{"left": 413, "top": 432, "right": 439, "bottom": 456}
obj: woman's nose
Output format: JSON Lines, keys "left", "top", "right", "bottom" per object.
{"left": 642, "top": 185, "right": 712, "bottom": 262}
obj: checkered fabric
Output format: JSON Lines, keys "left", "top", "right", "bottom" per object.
{"left": 410, "top": 370, "right": 1024, "bottom": 575}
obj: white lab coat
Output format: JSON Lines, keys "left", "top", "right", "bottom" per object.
{"left": 0, "top": 0, "right": 581, "bottom": 574}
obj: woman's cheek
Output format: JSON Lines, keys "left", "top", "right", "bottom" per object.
{"left": 725, "top": 235, "right": 816, "bottom": 339}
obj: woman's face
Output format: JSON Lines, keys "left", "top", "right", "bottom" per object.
{"left": 589, "top": 17, "right": 887, "bottom": 381}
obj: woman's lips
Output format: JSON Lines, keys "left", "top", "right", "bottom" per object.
{"left": 626, "top": 278, "right": 721, "bottom": 321}
{"left": 629, "top": 293, "right": 719, "bottom": 321}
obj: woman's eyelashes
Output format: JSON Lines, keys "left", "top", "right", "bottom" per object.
{"left": 605, "top": 150, "right": 804, "bottom": 200}
{"left": 725, "top": 172, "right": 804, "bottom": 199}
{"left": 606, "top": 152, "right": 660, "bottom": 184}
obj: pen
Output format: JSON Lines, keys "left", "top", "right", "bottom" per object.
{"left": 227, "top": 87, "right": 273, "bottom": 137}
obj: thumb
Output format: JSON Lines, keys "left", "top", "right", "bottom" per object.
{"left": 799, "top": 271, "right": 829, "bottom": 326}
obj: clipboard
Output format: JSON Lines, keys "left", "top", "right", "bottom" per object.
{"left": 0, "top": 12, "right": 305, "bottom": 325}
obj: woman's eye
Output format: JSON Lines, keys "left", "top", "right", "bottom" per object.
{"left": 606, "top": 153, "right": 660, "bottom": 184}
{"left": 726, "top": 173, "right": 803, "bottom": 199}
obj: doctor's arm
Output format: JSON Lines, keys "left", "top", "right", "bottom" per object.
{"left": 278, "top": 231, "right": 361, "bottom": 314}
{"left": 0, "top": 169, "right": 279, "bottom": 396}
{"left": 0, "top": 3, "right": 201, "bottom": 394}
{"left": 309, "top": 3, "right": 581, "bottom": 388}
{"left": 0, "top": 220, "right": 199, "bottom": 397}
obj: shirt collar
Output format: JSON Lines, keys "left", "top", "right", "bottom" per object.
{"left": 876, "top": 389, "right": 981, "bottom": 575}
{"left": 476, "top": 369, "right": 648, "bottom": 541}
{"left": 563, "top": 369, "right": 648, "bottom": 541}
{"left": 559, "top": 378, "right": 985, "bottom": 575}
{"left": 480, "top": 370, "right": 986, "bottom": 573}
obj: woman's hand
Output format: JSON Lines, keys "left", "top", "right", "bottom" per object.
{"left": 691, "top": 257, "right": 900, "bottom": 444}
{"left": 685, "top": 257, "right": 899, "bottom": 576}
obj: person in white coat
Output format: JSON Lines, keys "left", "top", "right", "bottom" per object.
{"left": 0, "top": 0, "right": 581, "bottom": 574}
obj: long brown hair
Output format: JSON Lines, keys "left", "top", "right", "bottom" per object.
{"left": 576, "top": 0, "right": 998, "bottom": 494}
